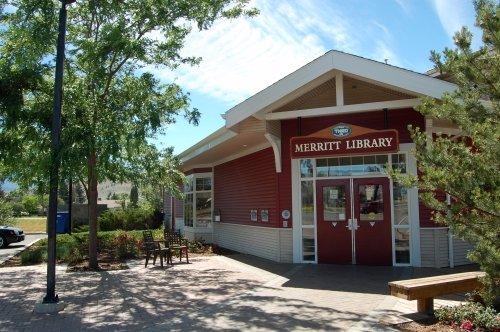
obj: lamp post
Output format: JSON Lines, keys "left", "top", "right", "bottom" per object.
{"left": 42, "top": 0, "right": 75, "bottom": 307}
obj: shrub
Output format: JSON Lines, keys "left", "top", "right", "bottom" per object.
{"left": 435, "top": 302, "right": 499, "bottom": 331}
{"left": 112, "top": 231, "right": 140, "bottom": 259}
{"left": 0, "top": 198, "right": 14, "bottom": 226}
{"left": 20, "top": 247, "right": 45, "bottom": 265}
{"left": 74, "top": 225, "right": 89, "bottom": 233}
{"left": 98, "top": 204, "right": 161, "bottom": 231}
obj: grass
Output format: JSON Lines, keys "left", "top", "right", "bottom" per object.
{"left": 15, "top": 217, "right": 46, "bottom": 233}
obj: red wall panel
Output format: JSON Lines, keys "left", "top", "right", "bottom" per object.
{"left": 278, "top": 108, "right": 432, "bottom": 227}
{"left": 214, "top": 148, "right": 279, "bottom": 227}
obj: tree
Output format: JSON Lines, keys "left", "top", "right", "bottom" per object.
{"left": 74, "top": 183, "right": 85, "bottom": 204}
{"left": 395, "top": 0, "right": 499, "bottom": 305}
{"left": 130, "top": 185, "right": 139, "bottom": 208}
{"left": 1, "top": 1, "right": 257, "bottom": 269}
{"left": 21, "top": 194, "right": 39, "bottom": 215}
{"left": 0, "top": 197, "right": 14, "bottom": 225}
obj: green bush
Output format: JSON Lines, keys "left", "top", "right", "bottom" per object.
{"left": 20, "top": 247, "right": 45, "bottom": 264}
{"left": 98, "top": 204, "right": 161, "bottom": 231}
{"left": 435, "top": 302, "right": 499, "bottom": 331}
{"left": 74, "top": 225, "right": 89, "bottom": 233}
{"left": 0, "top": 198, "right": 14, "bottom": 226}
{"left": 20, "top": 229, "right": 167, "bottom": 265}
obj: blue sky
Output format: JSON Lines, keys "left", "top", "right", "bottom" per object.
{"left": 154, "top": 0, "right": 480, "bottom": 154}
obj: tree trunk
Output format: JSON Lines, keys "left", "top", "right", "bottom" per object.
{"left": 88, "top": 151, "right": 99, "bottom": 270}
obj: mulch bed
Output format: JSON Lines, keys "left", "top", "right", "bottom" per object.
{"left": 1, "top": 244, "right": 218, "bottom": 271}
{"left": 397, "top": 317, "right": 460, "bottom": 331}
{"left": 0, "top": 254, "right": 26, "bottom": 268}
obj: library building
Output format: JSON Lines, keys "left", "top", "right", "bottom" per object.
{"left": 164, "top": 50, "right": 473, "bottom": 268}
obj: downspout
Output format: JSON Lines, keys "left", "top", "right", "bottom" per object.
{"left": 446, "top": 193, "right": 454, "bottom": 268}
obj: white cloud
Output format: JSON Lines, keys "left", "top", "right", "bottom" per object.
{"left": 430, "top": 0, "right": 476, "bottom": 39}
{"left": 153, "top": 0, "right": 402, "bottom": 105}
{"left": 394, "top": 0, "right": 411, "bottom": 14}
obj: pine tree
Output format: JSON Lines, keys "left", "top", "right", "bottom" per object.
{"left": 396, "top": 0, "right": 499, "bottom": 305}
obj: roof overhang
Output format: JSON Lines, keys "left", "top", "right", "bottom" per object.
{"left": 225, "top": 50, "right": 457, "bottom": 128}
{"left": 178, "top": 50, "right": 458, "bottom": 167}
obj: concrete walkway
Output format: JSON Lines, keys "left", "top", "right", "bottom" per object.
{"left": 0, "top": 254, "right": 471, "bottom": 331}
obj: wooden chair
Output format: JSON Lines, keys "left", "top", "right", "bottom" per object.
{"left": 142, "top": 230, "right": 172, "bottom": 268}
{"left": 164, "top": 229, "right": 189, "bottom": 263}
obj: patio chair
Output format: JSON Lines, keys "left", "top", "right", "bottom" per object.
{"left": 164, "top": 230, "right": 189, "bottom": 263}
{"left": 142, "top": 230, "right": 172, "bottom": 268}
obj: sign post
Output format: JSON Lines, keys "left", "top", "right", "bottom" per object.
{"left": 35, "top": 0, "right": 75, "bottom": 314}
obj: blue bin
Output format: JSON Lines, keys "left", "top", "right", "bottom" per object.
{"left": 56, "top": 212, "right": 70, "bottom": 234}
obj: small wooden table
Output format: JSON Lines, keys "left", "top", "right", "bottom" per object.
{"left": 388, "top": 271, "right": 485, "bottom": 314}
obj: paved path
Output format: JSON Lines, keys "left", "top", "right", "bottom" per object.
{"left": 0, "top": 254, "right": 470, "bottom": 331}
{"left": 0, "top": 234, "right": 46, "bottom": 264}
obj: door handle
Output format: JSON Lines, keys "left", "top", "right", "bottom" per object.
{"left": 347, "top": 218, "right": 359, "bottom": 230}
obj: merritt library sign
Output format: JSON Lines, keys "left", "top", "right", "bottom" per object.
{"left": 290, "top": 123, "right": 399, "bottom": 158}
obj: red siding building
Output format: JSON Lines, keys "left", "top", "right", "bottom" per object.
{"left": 166, "top": 51, "right": 474, "bottom": 268}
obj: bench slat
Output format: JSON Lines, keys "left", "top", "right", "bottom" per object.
{"left": 389, "top": 271, "right": 485, "bottom": 301}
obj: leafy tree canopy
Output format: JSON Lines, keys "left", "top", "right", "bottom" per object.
{"left": 395, "top": 0, "right": 499, "bottom": 305}
{"left": 0, "top": 0, "right": 257, "bottom": 268}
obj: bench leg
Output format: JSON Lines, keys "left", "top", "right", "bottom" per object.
{"left": 145, "top": 252, "right": 150, "bottom": 267}
{"left": 417, "top": 298, "right": 434, "bottom": 315}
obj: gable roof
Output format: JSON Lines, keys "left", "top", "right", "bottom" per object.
{"left": 224, "top": 50, "right": 457, "bottom": 128}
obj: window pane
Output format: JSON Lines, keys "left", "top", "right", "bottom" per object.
{"left": 195, "top": 192, "right": 211, "bottom": 228}
{"left": 316, "top": 159, "right": 328, "bottom": 177}
{"left": 302, "top": 228, "right": 315, "bottom": 261}
{"left": 351, "top": 156, "right": 364, "bottom": 175}
{"left": 393, "top": 183, "right": 409, "bottom": 225}
{"left": 392, "top": 154, "right": 406, "bottom": 173}
{"left": 184, "top": 178, "right": 193, "bottom": 192}
{"left": 323, "top": 186, "right": 347, "bottom": 221}
{"left": 301, "top": 181, "right": 314, "bottom": 226}
{"left": 300, "top": 159, "right": 313, "bottom": 178}
{"left": 395, "top": 228, "right": 410, "bottom": 264}
{"left": 184, "top": 193, "right": 193, "bottom": 227}
{"left": 204, "top": 177, "right": 212, "bottom": 191}
{"left": 359, "top": 184, "right": 384, "bottom": 221}
{"left": 196, "top": 178, "right": 204, "bottom": 191}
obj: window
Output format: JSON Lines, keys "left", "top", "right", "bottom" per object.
{"left": 391, "top": 153, "right": 410, "bottom": 264}
{"left": 300, "top": 179, "right": 315, "bottom": 262}
{"left": 316, "top": 155, "right": 388, "bottom": 177}
{"left": 184, "top": 193, "right": 193, "bottom": 227}
{"left": 183, "top": 174, "right": 213, "bottom": 228}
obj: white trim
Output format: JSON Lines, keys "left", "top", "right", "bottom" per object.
{"left": 179, "top": 128, "right": 237, "bottom": 162}
{"left": 183, "top": 172, "right": 214, "bottom": 230}
{"left": 291, "top": 159, "right": 302, "bottom": 263}
{"left": 335, "top": 71, "right": 344, "bottom": 106}
{"left": 264, "top": 133, "right": 282, "bottom": 173}
{"left": 265, "top": 99, "right": 420, "bottom": 121}
{"left": 225, "top": 50, "right": 456, "bottom": 128}
{"left": 215, "top": 221, "right": 293, "bottom": 230}
{"left": 212, "top": 142, "right": 271, "bottom": 167}
{"left": 402, "top": 143, "right": 422, "bottom": 267}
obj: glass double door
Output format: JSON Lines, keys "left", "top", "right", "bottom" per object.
{"left": 316, "top": 177, "right": 392, "bottom": 265}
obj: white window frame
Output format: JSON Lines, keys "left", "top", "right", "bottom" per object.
{"left": 183, "top": 172, "right": 214, "bottom": 230}
{"left": 291, "top": 143, "right": 420, "bottom": 266}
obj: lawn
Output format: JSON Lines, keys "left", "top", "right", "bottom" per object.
{"left": 15, "top": 217, "right": 46, "bottom": 233}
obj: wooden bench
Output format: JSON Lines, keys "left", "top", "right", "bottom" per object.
{"left": 388, "top": 271, "right": 485, "bottom": 314}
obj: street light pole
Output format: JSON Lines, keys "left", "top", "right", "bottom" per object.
{"left": 44, "top": 0, "right": 72, "bottom": 305}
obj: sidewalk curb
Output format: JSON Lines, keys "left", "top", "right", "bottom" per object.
{"left": 0, "top": 237, "right": 45, "bottom": 265}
